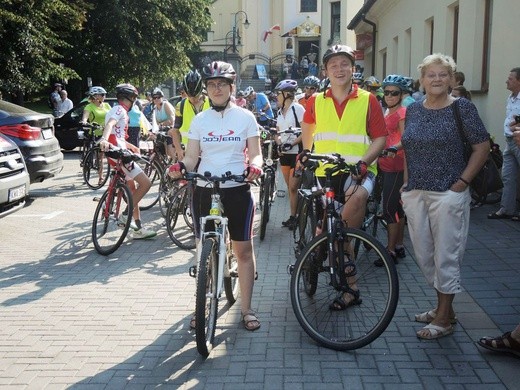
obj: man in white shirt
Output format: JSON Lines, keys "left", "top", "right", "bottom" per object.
{"left": 57, "top": 90, "right": 73, "bottom": 117}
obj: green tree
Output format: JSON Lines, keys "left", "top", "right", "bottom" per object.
{"left": 65, "top": 0, "right": 213, "bottom": 92}
{"left": 0, "top": 0, "right": 88, "bottom": 102}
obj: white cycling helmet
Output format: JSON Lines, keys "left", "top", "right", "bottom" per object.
{"left": 88, "top": 86, "right": 107, "bottom": 96}
{"left": 243, "top": 86, "right": 255, "bottom": 98}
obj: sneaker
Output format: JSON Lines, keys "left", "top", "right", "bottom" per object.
{"left": 118, "top": 214, "right": 138, "bottom": 230}
{"left": 395, "top": 246, "right": 406, "bottom": 259}
{"left": 282, "top": 216, "right": 297, "bottom": 229}
{"left": 131, "top": 227, "right": 157, "bottom": 239}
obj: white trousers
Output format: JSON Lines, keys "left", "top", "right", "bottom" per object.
{"left": 401, "top": 189, "right": 470, "bottom": 294}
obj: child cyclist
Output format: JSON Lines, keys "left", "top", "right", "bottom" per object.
{"left": 99, "top": 83, "right": 157, "bottom": 239}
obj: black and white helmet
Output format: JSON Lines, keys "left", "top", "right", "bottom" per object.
{"left": 184, "top": 69, "right": 203, "bottom": 97}
{"left": 243, "top": 86, "right": 255, "bottom": 97}
{"left": 115, "top": 83, "right": 138, "bottom": 100}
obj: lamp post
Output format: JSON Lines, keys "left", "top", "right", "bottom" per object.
{"left": 232, "top": 11, "right": 250, "bottom": 53}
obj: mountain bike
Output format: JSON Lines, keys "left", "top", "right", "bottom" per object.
{"left": 289, "top": 153, "right": 399, "bottom": 351}
{"left": 91, "top": 147, "right": 141, "bottom": 255}
{"left": 186, "top": 171, "right": 244, "bottom": 357}
{"left": 165, "top": 179, "right": 195, "bottom": 250}
{"left": 258, "top": 126, "right": 279, "bottom": 240}
{"left": 80, "top": 123, "right": 110, "bottom": 190}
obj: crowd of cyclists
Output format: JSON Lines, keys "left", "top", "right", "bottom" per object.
{"left": 79, "top": 43, "right": 483, "bottom": 340}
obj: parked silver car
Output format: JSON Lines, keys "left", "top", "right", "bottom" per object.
{"left": 0, "top": 134, "right": 30, "bottom": 218}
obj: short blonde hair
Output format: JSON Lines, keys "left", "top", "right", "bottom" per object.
{"left": 417, "top": 53, "right": 457, "bottom": 77}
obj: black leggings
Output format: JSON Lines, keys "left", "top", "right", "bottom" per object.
{"left": 381, "top": 170, "right": 405, "bottom": 224}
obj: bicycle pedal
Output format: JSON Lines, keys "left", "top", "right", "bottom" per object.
{"left": 287, "top": 264, "right": 294, "bottom": 275}
{"left": 93, "top": 197, "right": 100, "bottom": 202}
{"left": 276, "top": 190, "right": 286, "bottom": 197}
{"left": 188, "top": 265, "right": 197, "bottom": 278}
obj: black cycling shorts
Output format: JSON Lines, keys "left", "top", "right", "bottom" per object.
{"left": 192, "top": 184, "right": 255, "bottom": 241}
{"left": 279, "top": 154, "right": 297, "bottom": 168}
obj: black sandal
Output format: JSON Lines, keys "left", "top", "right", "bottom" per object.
{"left": 329, "top": 289, "right": 362, "bottom": 311}
{"left": 487, "top": 211, "right": 512, "bottom": 219}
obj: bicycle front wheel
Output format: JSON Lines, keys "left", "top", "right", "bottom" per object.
{"left": 83, "top": 147, "right": 110, "bottom": 190}
{"left": 259, "top": 172, "right": 273, "bottom": 240}
{"left": 290, "top": 229, "right": 399, "bottom": 351}
{"left": 166, "top": 184, "right": 195, "bottom": 250}
{"left": 92, "top": 183, "right": 133, "bottom": 255}
{"left": 224, "top": 243, "right": 239, "bottom": 305}
{"left": 138, "top": 159, "right": 162, "bottom": 210}
{"left": 195, "top": 238, "right": 219, "bottom": 357}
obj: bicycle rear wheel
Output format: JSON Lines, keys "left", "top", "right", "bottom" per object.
{"left": 158, "top": 174, "right": 179, "bottom": 218}
{"left": 138, "top": 158, "right": 162, "bottom": 210}
{"left": 290, "top": 229, "right": 399, "bottom": 351}
{"left": 259, "top": 172, "right": 273, "bottom": 240}
{"left": 166, "top": 184, "right": 196, "bottom": 250}
{"left": 294, "top": 193, "right": 317, "bottom": 259}
{"left": 83, "top": 147, "right": 110, "bottom": 190}
{"left": 92, "top": 183, "right": 133, "bottom": 255}
{"left": 195, "top": 238, "right": 219, "bottom": 357}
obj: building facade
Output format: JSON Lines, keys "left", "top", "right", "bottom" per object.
{"left": 347, "top": 0, "right": 520, "bottom": 143}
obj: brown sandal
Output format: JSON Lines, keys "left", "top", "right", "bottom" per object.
{"left": 242, "top": 310, "right": 261, "bottom": 331}
{"left": 478, "top": 331, "right": 520, "bottom": 357}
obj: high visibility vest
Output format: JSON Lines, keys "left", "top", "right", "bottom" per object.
{"left": 313, "top": 90, "right": 377, "bottom": 176}
{"left": 179, "top": 97, "right": 211, "bottom": 145}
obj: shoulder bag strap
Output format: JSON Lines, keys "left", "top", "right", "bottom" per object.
{"left": 452, "top": 99, "right": 472, "bottom": 161}
{"left": 291, "top": 105, "right": 301, "bottom": 128}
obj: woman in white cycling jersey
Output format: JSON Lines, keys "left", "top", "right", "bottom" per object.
{"left": 168, "top": 61, "right": 264, "bottom": 331}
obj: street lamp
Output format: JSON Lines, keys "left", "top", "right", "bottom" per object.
{"left": 232, "top": 10, "right": 250, "bottom": 53}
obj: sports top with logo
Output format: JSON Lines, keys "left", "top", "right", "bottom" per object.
{"left": 188, "top": 105, "right": 259, "bottom": 188}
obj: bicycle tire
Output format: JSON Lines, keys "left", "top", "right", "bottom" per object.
{"left": 92, "top": 183, "right": 133, "bottom": 255}
{"left": 224, "top": 243, "right": 239, "bottom": 305}
{"left": 294, "top": 196, "right": 318, "bottom": 259}
{"left": 290, "top": 229, "right": 399, "bottom": 351}
{"left": 166, "top": 184, "right": 196, "bottom": 250}
{"left": 138, "top": 159, "right": 162, "bottom": 210}
{"left": 83, "top": 147, "right": 110, "bottom": 190}
{"left": 158, "top": 174, "right": 179, "bottom": 218}
{"left": 259, "top": 172, "right": 273, "bottom": 240}
{"left": 195, "top": 238, "right": 219, "bottom": 357}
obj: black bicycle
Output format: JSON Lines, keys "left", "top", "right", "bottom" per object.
{"left": 80, "top": 123, "right": 110, "bottom": 190}
{"left": 258, "top": 126, "right": 279, "bottom": 240}
{"left": 289, "top": 153, "right": 399, "bottom": 351}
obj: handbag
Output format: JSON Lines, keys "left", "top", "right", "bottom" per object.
{"left": 452, "top": 99, "right": 503, "bottom": 198}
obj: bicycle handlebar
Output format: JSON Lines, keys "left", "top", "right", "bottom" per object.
{"left": 184, "top": 171, "right": 246, "bottom": 184}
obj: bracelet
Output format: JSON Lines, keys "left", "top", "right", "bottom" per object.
{"left": 459, "top": 177, "right": 470, "bottom": 186}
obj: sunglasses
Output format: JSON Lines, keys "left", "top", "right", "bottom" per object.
{"left": 152, "top": 96, "right": 161, "bottom": 100}
{"left": 383, "top": 90, "right": 401, "bottom": 97}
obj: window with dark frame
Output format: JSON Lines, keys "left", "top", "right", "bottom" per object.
{"left": 301, "top": 0, "right": 317, "bottom": 12}
{"left": 330, "top": 2, "right": 340, "bottom": 43}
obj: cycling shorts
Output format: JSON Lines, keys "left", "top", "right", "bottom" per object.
{"left": 192, "top": 184, "right": 255, "bottom": 241}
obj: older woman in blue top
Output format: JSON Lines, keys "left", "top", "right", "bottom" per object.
{"left": 401, "top": 54, "right": 489, "bottom": 340}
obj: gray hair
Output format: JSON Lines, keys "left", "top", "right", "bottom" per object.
{"left": 417, "top": 53, "right": 457, "bottom": 77}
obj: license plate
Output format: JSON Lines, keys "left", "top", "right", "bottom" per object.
{"left": 8, "top": 185, "right": 26, "bottom": 202}
{"left": 42, "top": 129, "right": 53, "bottom": 139}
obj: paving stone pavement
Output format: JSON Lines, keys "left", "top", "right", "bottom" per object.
{"left": 0, "top": 153, "right": 518, "bottom": 389}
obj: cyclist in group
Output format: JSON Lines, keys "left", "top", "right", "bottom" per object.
{"left": 364, "top": 76, "right": 385, "bottom": 107}
{"left": 80, "top": 86, "right": 111, "bottom": 185}
{"left": 299, "top": 44, "right": 387, "bottom": 310}
{"left": 99, "top": 84, "right": 157, "bottom": 240}
{"left": 298, "top": 75, "right": 320, "bottom": 109}
{"left": 274, "top": 79, "right": 305, "bottom": 230}
{"left": 243, "top": 86, "right": 274, "bottom": 126}
{"left": 151, "top": 87, "right": 176, "bottom": 159}
{"left": 168, "top": 61, "right": 263, "bottom": 331}
{"left": 170, "top": 69, "right": 211, "bottom": 161}
{"left": 375, "top": 74, "right": 408, "bottom": 266}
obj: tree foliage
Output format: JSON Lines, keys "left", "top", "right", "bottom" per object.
{"left": 0, "top": 0, "right": 212, "bottom": 98}
{"left": 0, "top": 0, "right": 88, "bottom": 95}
